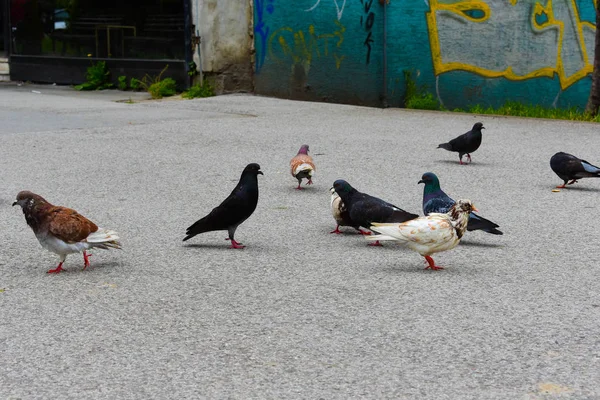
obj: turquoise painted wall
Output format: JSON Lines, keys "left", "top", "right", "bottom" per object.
{"left": 254, "top": 0, "right": 597, "bottom": 109}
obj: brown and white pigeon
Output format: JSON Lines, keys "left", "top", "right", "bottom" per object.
{"left": 13, "top": 191, "right": 122, "bottom": 274}
{"left": 366, "top": 199, "right": 476, "bottom": 270}
{"left": 290, "top": 144, "right": 315, "bottom": 189}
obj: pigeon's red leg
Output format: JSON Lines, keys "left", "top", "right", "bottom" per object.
{"left": 295, "top": 184, "right": 303, "bottom": 190}
{"left": 567, "top": 179, "right": 578, "bottom": 185}
{"left": 459, "top": 158, "right": 464, "bottom": 165}
{"left": 330, "top": 225, "right": 343, "bottom": 234}
{"left": 357, "top": 229, "right": 371, "bottom": 235}
{"left": 228, "top": 239, "right": 246, "bottom": 249}
{"left": 424, "top": 256, "right": 444, "bottom": 270}
{"left": 82, "top": 251, "right": 92, "bottom": 270}
{"left": 368, "top": 240, "right": 383, "bottom": 247}
{"left": 306, "top": 179, "right": 313, "bottom": 185}
{"left": 47, "top": 262, "right": 64, "bottom": 274}
{"left": 466, "top": 154, "right": 472, "bottom": 163}
{"left": 556, "top": 184, "right": 567, "bottom": 188}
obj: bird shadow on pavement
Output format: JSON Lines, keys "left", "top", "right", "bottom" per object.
{"left": 435, "top": 159, "right": 493, "bottom": 166}
{"left": 460, "top": 240, "right": 505, "bottom": 249}
{"left": 183, "top": 243, "right": 249, "bottom": 250}
{"left": 557, "top": 186, "right": 600, "bottom": 193}
{"left": 378, "top": 264, "right": 480, "bottom": 275}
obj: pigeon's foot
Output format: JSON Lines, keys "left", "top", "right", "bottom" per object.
{"left": 82, "top": 251, "right": 92, "bottom": 270}
{"left": 358, "top": 229, "right": 372, "bottom": 235}
{"left": 556, "top": 184, "right": 567, "bottom": 189}
{"left": 368, "top": 240, "right": 383, "bottom": 247}
{"left": 567, "top": 179, "right": 578, "bottom": 185}
{"left": 295, "top": 185, "right": 303, "bottom": 190}
{"left": 306, "top": 179, "right": 313, "bottom": 185}
{"left": 459, "top": 159, "right": 464, "bottom": 165}
{"left": 466, "top": 154, "right": 472, "bottom": 163}
{"left": 47, "top": 263, "right": 64, "bottom": 274}
{"left": 424, "top": 256, "right": 444, "bottom": 270}
{"left": 228, "top": 239, "right": 246, "bottom": 249}
{"left": 330, "top": 226, "right": 343, "bottom": 234}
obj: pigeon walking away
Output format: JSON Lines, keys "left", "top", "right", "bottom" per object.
{"left": 550, "top": 152, "right": 600, "bottom": 188}
{"left": 290, "top": 144, "right": 315, "bottom": 190}
{"left": 13, "top": 191, "right": 122, "bottom": 274}
{"left": 183, "top": 163, "right": 263, "bottom": 248}
{"left": 438, "top": 122, "right": 484, "bottom": 164}
{"left": 419, "top": 172, "right": 502, "bottom": 235}
{"left": 366, "top": 199, "right": 476, "bottom": 270}
{"left": 332, "top": 180, "right": 418, "bottom": 245}
{"left": 329, "top": 188, "right": 370, "bottom": 235}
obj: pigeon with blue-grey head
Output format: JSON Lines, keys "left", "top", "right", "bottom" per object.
{"left": 418, "top": 172, "right": 502, "bottom": 235}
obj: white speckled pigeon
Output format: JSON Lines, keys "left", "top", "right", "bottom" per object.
{"left": 366, "top": 199, "right": 476, "bottom": 270}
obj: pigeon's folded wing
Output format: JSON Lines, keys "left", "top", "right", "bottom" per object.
{"left": 291, "top": 154, "right": 315, "bottom": 176}
{"left": 424, "top": 196, "right": 454, "bottom": 214}
{"left": 370, "top": 215, "right": 452, "bottom": 244}
{"left": 47, "top": 207, "right": 98, "bottom": 243}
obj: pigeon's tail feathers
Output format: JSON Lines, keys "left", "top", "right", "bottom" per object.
{"left": 368, "top": 223, "right": 410, "bottom": 243}
{"left": 581, "top": 161, "right": 600, "bottom": 175}
{"left": 183, "top": 217, "right": 214, "bottom": 241}
{"left": 86, "top": 228, "right": 122, "bottom": 249}
{"left": 365, "top": 233, "right": 398, "bottom": 242}
{"left": 294, "top": 163, "right": 314, "bottom": 177}
{"left": 388, "top": 208, "right": 419, "bottom": 223}
{"left": 467, "top": 213, "right": 503, "bottom": 235}
{"left": 437, "top": 142, "right": 453, "bottom": 151}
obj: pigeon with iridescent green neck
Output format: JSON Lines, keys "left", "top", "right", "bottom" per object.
{"left": 418, "top": 172, "right": 502, "bottom": 235}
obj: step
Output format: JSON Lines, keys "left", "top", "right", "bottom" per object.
{"left": 0, "top": 57, "right": 9, "bottom": 76}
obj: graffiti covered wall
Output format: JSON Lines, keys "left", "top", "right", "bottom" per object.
{"left": 254, "top": 0, "right": 598, "bottom": 109}
{"left": 253, "top": 0, "right": 386, "bottom": 106}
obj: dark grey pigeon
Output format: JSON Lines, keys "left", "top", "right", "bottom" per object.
{"left": 438, "top": 122, "right": 484, "bottom": 164}
{"left": 550, "top": 152, "right": 600, "bottom": 188}
{"left": 183, "top": 163, "right": 263, "bottom": 248}
{"left": 419, "top": 172, "right": 502, "bottom": 235}
{"left": 332, "top": 179, "right": 418, "bottom": 246}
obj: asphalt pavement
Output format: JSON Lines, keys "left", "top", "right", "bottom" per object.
{"left": 1, "top": 83, "right": 600, "bottom": 399}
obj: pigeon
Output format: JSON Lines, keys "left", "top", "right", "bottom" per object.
{"left": 332, "top": 179, "right": 419, "bottom": 245}
{"left": 419, "top": 172, "right": 502, "bottom": 235}
{"left": 290, "top": 144, "right": 315, "bottom": 189}
{"left": 13, "top": 191, "right": 122, "bottom": 274}
{"left": 329, "top": 187, "right": 370, "bottom": 235}
{"left": 550, "top": 152, "right": 600, "bottom": 188}
{"left": 183, "top": 163, "right": 263, "bottom": 248}
{"left": 438, "top": 122, "right": 485, "bottom": 164}
{"left": 366, "top": 199, "right": 477, "bottom": 270}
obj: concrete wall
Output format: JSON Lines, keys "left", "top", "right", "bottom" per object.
{"left": 253, "top": 0, "right": 598, "bottom": 109}
{"left": 193, "top": 0, "right": 254, "bottom": 93}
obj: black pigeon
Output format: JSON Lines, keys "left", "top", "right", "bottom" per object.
{"left": 438, "top": 122, "right": 484, "bottom": 164}
{"left": 183, "top": 163, "right": 263, "bottom": 248}
{"left": 419, "top": 172, "right": 503, "bottom": 235}
{"left": 332, "top": 179, "right": 418, "bottom": 246}
{"left": 550, "top": 152, "right": 600, "bottom": 188}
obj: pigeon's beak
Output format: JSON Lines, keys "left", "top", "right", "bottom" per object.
{"left": 472, "top": 206, "right": 479, "bottom": 212}
{"left": 12, "top": 201, "right": 17, "bottom": 207}
{"left": 418, "top": 180, "right": 424, "bottom": 184}
{"left": 258, "top": 171, "right": 263, "bottom": 175}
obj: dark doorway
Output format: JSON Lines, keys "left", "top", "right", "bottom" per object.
{"left": 1, "top": 0, "right": 7, "bottom": 55}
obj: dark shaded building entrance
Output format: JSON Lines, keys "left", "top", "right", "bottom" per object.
{"left": 7, "top": 0, "right": 191, "bottom": 86}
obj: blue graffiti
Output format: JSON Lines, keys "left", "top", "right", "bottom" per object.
{"left": 255, "top": 0, "right": 275, "bottom": 73}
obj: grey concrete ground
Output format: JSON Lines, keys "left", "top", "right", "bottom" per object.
{"left": 1, "top": 82, "right": 600, "bottom": 399}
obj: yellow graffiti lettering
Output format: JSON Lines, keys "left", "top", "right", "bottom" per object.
{"left": 268, "top": 21, "right": 346, "bottom": 71}
{"left": 427, "top": 0, "right": 597, "bottom": 90}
